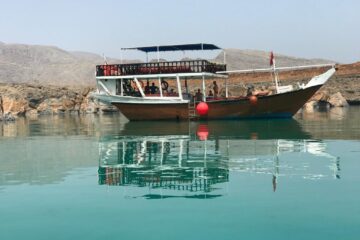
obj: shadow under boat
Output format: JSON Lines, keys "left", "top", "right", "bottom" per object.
{"left": 116, "top": 118, "right": 312, "bottom": 140}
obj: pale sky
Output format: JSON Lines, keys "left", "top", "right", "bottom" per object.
{"left": 0, "top": 0, "right": 359, "bottom": 63}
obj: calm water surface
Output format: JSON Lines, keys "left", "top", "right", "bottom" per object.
{"left": 0, "top": 107, "right": 359, "bottom": 240}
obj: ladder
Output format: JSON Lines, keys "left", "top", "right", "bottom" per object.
{"left": 188, "top": 100, "right": 198, "bottom": 120}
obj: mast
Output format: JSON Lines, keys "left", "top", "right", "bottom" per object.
{"left": 270, "top": 51, "right": 280, "bottom": 93}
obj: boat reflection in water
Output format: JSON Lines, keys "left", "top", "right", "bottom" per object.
{"left": 98, "top": 120, "right": 340, "bottom": 198}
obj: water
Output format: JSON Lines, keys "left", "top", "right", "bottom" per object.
{"left": 0, "top": 107, "right": 360, "bottom": 240}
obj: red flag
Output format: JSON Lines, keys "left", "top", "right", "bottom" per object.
{"left": 270, "top": 51, "right": 274, "bottom": 66}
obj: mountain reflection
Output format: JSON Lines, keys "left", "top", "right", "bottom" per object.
{"left": 98, "top": 120, "right": 340, "bottom": 198}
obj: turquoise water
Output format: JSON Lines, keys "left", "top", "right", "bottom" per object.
{"left": 0, "top": 107, "right": 359, "bottom": 240}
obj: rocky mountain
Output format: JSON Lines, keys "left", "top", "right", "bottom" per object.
{"left": 0, "top": 42, "right": 98, "bottom": 86}
{"left": 1, "top": 42, "right": 336, "bottom": 87}
{"left": 0, "top": 42, "right": 129, "bottom": 87}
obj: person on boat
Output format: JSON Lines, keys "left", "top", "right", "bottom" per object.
{"left": 144, "top": 81, "right": 150, "bottom": 94}
{"left": 208, "top": 90, "right": 214, "bottom": 97}
{"left": 247, "top": 85, "right": 270, "bottom": 96}
{"left": 169, "top": 88, "right": 176, "bottom": 96}
{"left": 213, "top": 81, "right": 219, "bottom": 98}
{"left": 247, "top": 85, "right": 255, "bottom": 96}
{"left": 257, "top": 86, "right": 270, "bottom": 96}
{"left": 132, "top": 85, "right": 141, "bottom": 97}
{"left": 195, "top": 89, "right": 203, "bottom": 102}
{"left": 150, "top": 82, "right": 157, "bottom": 94}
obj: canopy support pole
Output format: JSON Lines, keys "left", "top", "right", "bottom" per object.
{"left": 176, "top": 74, "right": 183, "bottom": 100}
{"left": 225, "top": 78, "right": 228, "bottom": 98}
{"left": 120, "top": 79, "right": 123, "bottom": 96}
{"left": 201, "top": 43, "right": 204, "bottom": 59}
{"left": 134, "top": 77, "right": 145, "bottom": 97}
{"left": 158, "top": 77, "right": 163, "bottom": 97}
{"left": 157, "top": 46, "right": 160, "bottom": 62}
{"left": 202, "top": 75, "right": 206, "bottom": 102}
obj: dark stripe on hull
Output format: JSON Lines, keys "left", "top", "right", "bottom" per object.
{"left": 113, "top": 85, "right": 322, "bottom": 121}
{"left": 112, "top": 103, "right": 189, "bottom": 121}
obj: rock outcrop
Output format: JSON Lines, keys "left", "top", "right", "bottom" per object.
{"left": 0, "top": 112, "right": 16, "bottom": 121}
{"left": 0, "top": 83, "right": 118, "bottom": 118}
{"left": 303, "top": 91, "right": 349, "bottom": 111}
{"left": 327, "top": 92, "right": 349, "bottom": 107}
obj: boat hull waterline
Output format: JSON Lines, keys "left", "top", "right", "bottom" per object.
{"left": 111, "top": 85, "right": 322, "bottom": 121}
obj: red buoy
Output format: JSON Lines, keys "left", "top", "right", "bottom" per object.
{"left": 249, "top": 95, "right": 258, "bottom": 106}
{"left": 251, "top": 132, "right": 258, "bottom": 140}
{"left": 196, "top": 102, "right": 209, "bottom": 116}
{"left": 197, "top": 124, "right": 209, "bottom": 141}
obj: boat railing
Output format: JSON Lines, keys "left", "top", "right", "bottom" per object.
{"left": 96, "top": 60, "right": 226, "bottom": 77}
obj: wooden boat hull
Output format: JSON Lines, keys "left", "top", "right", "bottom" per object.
{"left": 205, "top": 85, "right": 322, "bottom": 119}
{"left": 112, "top": 85, "right": 322, "bottom": 121}
{"left": 112, "top": 102, "right": 189, "bottom": 121}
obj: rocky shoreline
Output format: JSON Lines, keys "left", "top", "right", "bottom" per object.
{"left": 0, "top": 83, "right": 352, "bottom": 121}
{"left": 0, "top": 83, "right": 118, "bottom": 120}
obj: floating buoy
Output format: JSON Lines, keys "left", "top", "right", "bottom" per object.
{"left": 249, "top": 95, "right": 258, "bottom": 106}
{"left": 197, "top": 124, "right": 209, "bottom": 141}
{"left": 196, "top": 102, "right": 209, "bottom": 116}
{"left": 251, "top": 132, "right": 258, "bottom": 140}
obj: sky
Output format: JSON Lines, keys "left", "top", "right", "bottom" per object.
{"left": 0, "top": 0, "right": 359, "bottom": 63}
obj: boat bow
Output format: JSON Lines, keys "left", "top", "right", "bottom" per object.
{"left": 304, "top": 67, "right": 336, "bottom": 89}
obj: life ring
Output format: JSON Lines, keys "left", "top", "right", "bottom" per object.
{"left": 161, "top": 80, "right": 169, "bottom": 91}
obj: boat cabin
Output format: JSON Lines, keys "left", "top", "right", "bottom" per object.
{"left": 95, "top": 43, "right": 228, "bottom": 103}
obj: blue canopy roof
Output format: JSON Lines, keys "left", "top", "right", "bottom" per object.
{"left": 121, "top": 43, "right": 221, "bottom": 53}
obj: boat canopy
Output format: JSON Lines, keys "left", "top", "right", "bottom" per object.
{"left": 121, "top": 43, "right": 221, "bottom": 53}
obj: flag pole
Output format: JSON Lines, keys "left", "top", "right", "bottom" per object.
{"left": 270, "top": 52, "right": 279, "bottom": 93}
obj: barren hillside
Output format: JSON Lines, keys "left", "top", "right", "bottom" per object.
{"left": 1, "top": 42, "right": 335, "bottom": 87}
{"left": 0, "top": 43, "right": 123, "bottom": 87}
{"left": 216, "top": 49, "right": 334, "bottom": 70}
